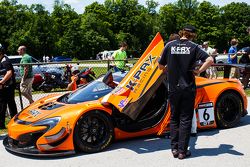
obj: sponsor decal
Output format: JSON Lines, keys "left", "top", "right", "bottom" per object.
{"left": 171, "top": 46, "right": 191, "bottom": 54}
{"left": 118, "top": 98, "right": 129, "bottom": 108}
{"left": 126, "top": 54, "right": 156, "bottom": 91}
{"left": 197, "top": 102, "right": 215, "bottom": 126}
{"left": 29, "top": 110, "right": 41, "bottom": 117}
{"left": 113, "top": 87, "right": 126, "bottom": 95}
{"left": 198, "top": 102, "right": 213, "bottom": 108}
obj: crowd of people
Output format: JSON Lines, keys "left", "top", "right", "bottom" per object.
{"left": 0, "top": 25, "right": 250, "bottom": 161}
{"left": 0, "top": 44, "right": 36, "bottom": 129}
{"left": 193, "top": 28, "right": 250, "bottom": 89}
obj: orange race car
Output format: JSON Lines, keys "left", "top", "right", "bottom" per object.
{"left": 3, "top": 33, "right": 248, "bottom": 156}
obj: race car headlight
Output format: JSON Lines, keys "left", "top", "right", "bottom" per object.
{"left": 32, "top": 117, "right": 61, "bottom": 130}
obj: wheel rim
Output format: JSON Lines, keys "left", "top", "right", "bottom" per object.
{"left": 217, "top": 96, "right": 239, "bottom": 123}
{"left": 78, "top": 115, "right": 108, "bottom": 146}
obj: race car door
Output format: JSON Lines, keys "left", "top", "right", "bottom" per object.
{"left": 101, "top": 33, "right": 165, "bottom": 120}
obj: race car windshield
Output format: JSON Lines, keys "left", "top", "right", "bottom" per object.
{"left": 59, "top": 73, "right": 126, "bottom": 104}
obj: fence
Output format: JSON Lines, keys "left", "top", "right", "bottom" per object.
{"left": 13, "top": 59, "right": 138, "bottom": 111}
{"left": 12, "top": 61, "right": 247, "bottom": 112}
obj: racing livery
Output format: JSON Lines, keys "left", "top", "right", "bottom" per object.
{"left": 3, "top": 33, "right": 248, "bottom": 156}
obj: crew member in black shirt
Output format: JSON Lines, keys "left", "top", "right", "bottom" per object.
{"left": 0, "top": 44, "right": 18, "bottom": 129}
{"left": 239, "top": 43, "right": 250, "bottom": 88}
{"left": 158, "top": 25, "right": 213, "bottom": 159}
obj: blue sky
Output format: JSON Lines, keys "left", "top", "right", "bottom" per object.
{"left": 15, "top": 0, "right": 250, "bottom": 13}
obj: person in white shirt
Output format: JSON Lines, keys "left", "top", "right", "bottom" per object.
{"left": 45, "top": 56, "right": 49, "bottom": 62}
{"left": 202, "top": 41, "right": 218, "bottom": 79}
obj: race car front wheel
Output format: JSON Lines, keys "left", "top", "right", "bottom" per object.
{"left": 215, "top": 92, "right": 243, "bottom": 128}
{"left": 74, "top": 110, "right": 114, "bottom": 153}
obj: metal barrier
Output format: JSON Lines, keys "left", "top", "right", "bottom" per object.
{"left": 13, "top": 61, "right": 248, "bottom": 112}
{"left": 13, "top": 59, "right": 138, "bottom": 111}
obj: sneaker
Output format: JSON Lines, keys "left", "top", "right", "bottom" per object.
{"left": 171, "top": 149, "right": 179, "bottom": 158}
{"left": 178, "top": 150, "right": 191, "bottom": 160}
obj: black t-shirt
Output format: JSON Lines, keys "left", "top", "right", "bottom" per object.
{"left": 246, "top": 47, "right": 250, "bottom": 55}
{"left": 239, "top": 47, "right": 250, "bottom": 64}
{"left": 0, "top": 55, "right": 16, "bottom": 86}
{"left": 159, "top": 39, "right": 209, "bottom": 92}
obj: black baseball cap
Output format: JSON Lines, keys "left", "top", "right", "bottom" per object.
{"left": 183, "top": 25, "right": 196, "bottom": 33}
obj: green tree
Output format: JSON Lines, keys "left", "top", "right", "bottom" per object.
{"left": 175, "top": 0, "right": 199, "bottom": 28}
{"left": 104, "top": 0, "right": 157, "bottom": 56}
{"left": 220, "top": 2, "right": 250, "bottom": 50}
{"left": 0, "top": 0, "right": 31, "bottom": 54}
{"left": 193, "top": 1, "right": 222, "bottom": 49}
{"left": 146, "top": 0, "right": 159, "bottom": 14}
{"left": 51, "top": 2, "right": 80, "bottom": 57}
{"left": 1, "top": 0, "right": 250, "bottom": 59}
{"left": 158, "top": 4, "right": 179, "bottom": 41}
{"left": 81, "top": 2, "right": 114, "bottom": 58}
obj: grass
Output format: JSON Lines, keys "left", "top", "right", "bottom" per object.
{"left": 244, "top": 89, "right": 250, "bottom": 96}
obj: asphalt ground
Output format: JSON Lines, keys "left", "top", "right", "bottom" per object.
{"left": 0, "top": 99, "right": 250, "bottom": 167}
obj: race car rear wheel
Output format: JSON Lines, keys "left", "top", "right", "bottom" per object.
{"left": 215, "top": 92, "right": 243, "bottom": 128}
{"left": 74, "top": 110, "right": 114, "bottom": 153}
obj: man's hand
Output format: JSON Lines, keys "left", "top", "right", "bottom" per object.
{"left": 158, "top": 64, "right": 167, "bottom": 72}
{"left": 193, "top": 69, "right": 201, "bottom": 76}
{"left": 72, "top": 76, "right": 78, "bottom": 82}
{"left": 238, "top": 51, "right": 246, "bottom": 55}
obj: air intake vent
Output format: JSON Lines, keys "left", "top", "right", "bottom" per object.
{"left": 38, "top": 102, "right": 64, "bottom": 110}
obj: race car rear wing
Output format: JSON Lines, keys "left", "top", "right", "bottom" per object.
{"left": 196, "top": 63, "right": 250, "bottom": 79}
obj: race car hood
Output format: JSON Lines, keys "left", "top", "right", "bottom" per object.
{"left": 15, "top": 93, "right": 78, "bottom": 124}
{"left": 16, "top": 102, "right": 68, "bottom": 124}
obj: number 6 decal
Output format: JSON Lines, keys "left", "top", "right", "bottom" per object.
{"left": 197, "top": 102, "right": 215, "bottom": 127}
{"left": 203, "top": 109, "right": 210, "bottom": 121}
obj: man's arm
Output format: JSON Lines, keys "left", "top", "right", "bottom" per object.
{"left": 158, "top": 45, "right": 168, "bottom": 71}
{"left": 0, "top": 70, "right": 12, "bottom": 85}
{"left": 23, "top": 65, "right": 29, "bottom": 79}
{"left": 158, "top": 64, "right": 166, "bottom": 70}
{"left": 193, "top": 56, "right": 214, "bottom": 75}
{"left": 230, "top": 53, "right": 238, "bottom": 60}
{"left": 229, "top": 48, "right": 239, "bottom": 60}
{"left": 21, "top": 56, "right": 32, "bottom": 79}
{"left": 110, "top": 51, "right": 117, "bottom": 60}
{"left": 67, "top": 76, "right": 78, "bottom": 91}
{"left": 0, "top": 59, "right": 13, "bottom": 87}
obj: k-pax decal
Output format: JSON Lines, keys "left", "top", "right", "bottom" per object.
{"left": 126, "top": 55, "right": 156, "bottom": 91}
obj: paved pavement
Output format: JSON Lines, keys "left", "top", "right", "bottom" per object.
{"left": 1, "top": 99, "right": 250, "bottom": 167}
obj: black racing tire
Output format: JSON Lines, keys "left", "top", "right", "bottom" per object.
{"left": 215, "top": 92, "right": 243, "bottom": 128}
{"left": 74, "top": 110, "right": 114, "bottom": 153}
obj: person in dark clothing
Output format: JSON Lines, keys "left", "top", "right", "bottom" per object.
{"left": 239, "top": 47, "right": 250, "bottom": 89}
{"left": 158, "top": 25, "right": 213, "bottom": 159}
{"left": 168, "top": 33, "right": 180, "bottom": 42}
{"left": 0, "top": 44, "right": 18, "bottom": 129}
